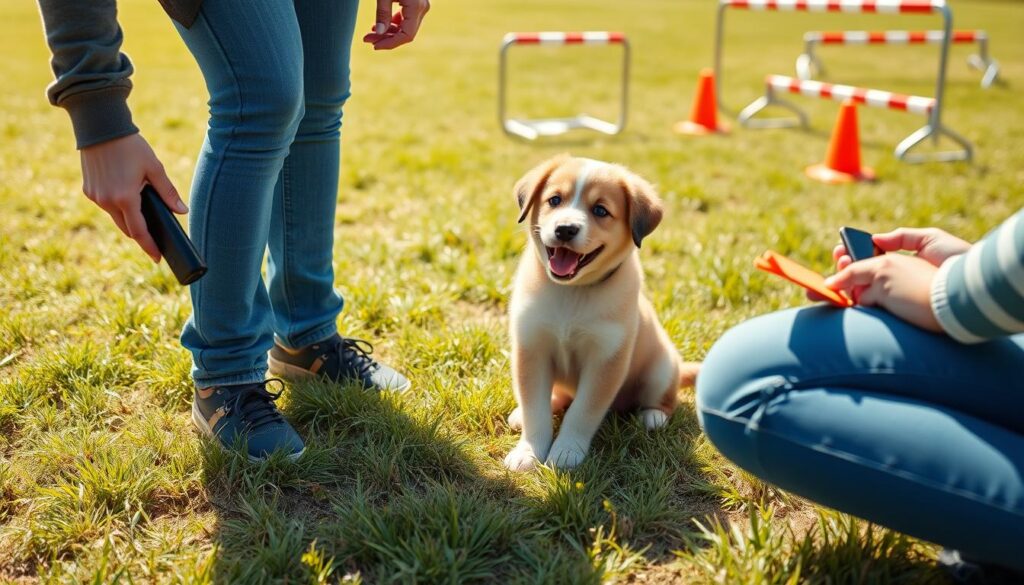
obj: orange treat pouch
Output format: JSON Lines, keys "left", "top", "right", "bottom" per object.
{"left": 755, "top": 250, "right": 853, "bottom": 308}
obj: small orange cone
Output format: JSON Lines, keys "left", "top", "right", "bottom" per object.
{"left": 806, "top": 99, "right": 875, "bottom": 184}
{"left": 674, "top": 68, "right": 728, "bottom": 135}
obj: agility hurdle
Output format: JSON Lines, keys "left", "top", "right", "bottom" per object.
{"left": 738, "top": 75, "right": 971, "bottom": 161}
{"left": 715, "top": 0, "right": 972, "bottom": 162}
{"left": 796, "top": 30, "right": 1000, "bottom": 88}
{"left": 499, "top": 32, "right": 630, "bottom": 140}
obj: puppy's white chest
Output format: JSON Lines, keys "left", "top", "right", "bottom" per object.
{"left": 518, "top": 295, "right": 627, "bottom": 364}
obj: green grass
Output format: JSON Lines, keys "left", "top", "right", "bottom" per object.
{"left": 1, "top": 0, "right": 1022, "bottom": 582}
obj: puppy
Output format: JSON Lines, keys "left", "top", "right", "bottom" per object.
{"left": 504, "top": 154, "right": 700, "bottom": 471}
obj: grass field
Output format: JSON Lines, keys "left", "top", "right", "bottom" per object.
{"left": 2, "top": 0, "right": 1023, "bottom": 582}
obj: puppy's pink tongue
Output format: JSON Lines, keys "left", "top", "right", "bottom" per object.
{"left": 549, "top": 248, "right": 581, "bottom": 277}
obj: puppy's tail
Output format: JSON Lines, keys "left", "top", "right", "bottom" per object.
{"left": 679, "top": 361, "right": 701, "bottom": 388}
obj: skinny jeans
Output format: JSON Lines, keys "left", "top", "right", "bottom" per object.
{"left": 697, "top": 306, "right": 1024, "bottom": 570}
{"left": 174, "top": 0, "right": 358, "bottom": 386}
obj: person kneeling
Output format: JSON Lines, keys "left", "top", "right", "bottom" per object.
{"left": 697, "top": 212, "right": 1024, "bottom": 580}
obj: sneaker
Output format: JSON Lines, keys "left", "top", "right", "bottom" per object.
{"left": 191, "top": 379, "right": 305, "bottom": 462}
{"left": 268, "top": 334, "right": 411, "bottom": 392}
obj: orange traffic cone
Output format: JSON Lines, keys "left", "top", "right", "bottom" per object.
{"left": 674, "top": 68, "right": 728, "bottom": 135}
{"left": 805, "top": 99, "right": 875, "bottom": 184}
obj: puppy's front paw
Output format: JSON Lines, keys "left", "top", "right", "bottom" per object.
{"left": 544, "top": 439, "right": 588, "bottom": 469}
{"left": 507, "top": 407, "right": 524, "bottom": 431}
{"left": 504, "top": 440, "right": 543, "bottom": 471}
{"left": 641, "top": 408, "right": 669, "bottom": 430}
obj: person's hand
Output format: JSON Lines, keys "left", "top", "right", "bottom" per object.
{"left": 81, "top": 133, "right": 187, "bottom": 262}
{"left": 823, "top": 254, "right": 943, "bottom": 332}
{"left": 832, "top": 227, "right": 970, "bottom": 271}
{"left": 363, "top": 0, "right": 430, "bottom": 50}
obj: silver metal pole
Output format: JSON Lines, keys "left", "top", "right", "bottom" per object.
{"left": 795, "top": 37, "right": 820, "bottom": 81}
{"left": 895, "top": 2, "right": 972, "bottom": 162}
{"left": 929, "top": 4, "right": 952, "bottom": 144}
{"left": 498, "top": 38, "right": 512, "bottom": 137}
{"left": 713, "top": 2, "right": 731, "bottom": 117}
{"left": 619, "top": 39, "right": 631, "bottom": 133}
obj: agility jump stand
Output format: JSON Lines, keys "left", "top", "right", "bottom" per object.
{"left": 715, "top": 0, "right": 973, "bottom": 163}
{"left": 796, "top": 30, "right": 1000, "bottom": 88}
{"left": 499, "top": 32, "right": 630, "bottom": 140}
{"left": 740, "top": 75, "right": 972, "bottom": 162}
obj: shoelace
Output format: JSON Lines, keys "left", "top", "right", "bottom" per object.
{"left": 328, "top": 337, "right": 379, "bottom": 380}
{"left": 227, "top": 379, "right": 286, "bottom": 431}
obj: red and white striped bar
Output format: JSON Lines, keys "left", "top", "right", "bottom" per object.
{"left": 807, "top": 30, "right": 985, "bottom": 44}
{"left": 503, "top": 32, "right": 626, "bottom": 46}
{"left": 767, "top": 75, "right": 934, "bottom": 114}
{"left": 722, "top": 0, "right": 944, "bottom": 13}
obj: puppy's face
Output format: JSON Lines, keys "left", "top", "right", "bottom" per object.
{"left": 515, "top": 155, "right": 663, "bottom": 285}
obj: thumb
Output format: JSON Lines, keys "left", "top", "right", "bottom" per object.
{"left": 147, "top": 163, "right": 188, "bottom": 214}
{"left": 823, "top": 260, "right": 877, "bottom": 292}
{"left": 375, "top": 0, "right": 392, "bottom": 35}
{"left": 873, "top": 228, "right": 926, "bottom": 254}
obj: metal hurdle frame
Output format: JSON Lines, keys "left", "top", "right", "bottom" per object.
{"left": 499, "top": 32, "right": 630, "bottom": 140}
{"left": 744, "top": 74, "right": 936, "bottom": 123}
{"left": 796, "top": 30, "right": 1000, "bottom": 88}
{"left": 714, "top": 0, "right": 973, "bottom": 163}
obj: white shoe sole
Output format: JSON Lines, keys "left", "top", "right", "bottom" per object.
{"left": 268, "top": 355, "right": 412, "bottom": 392}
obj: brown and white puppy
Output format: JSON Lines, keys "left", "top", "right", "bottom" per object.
{"left": 504, "top": 154, "right": 700, "bottom": 471}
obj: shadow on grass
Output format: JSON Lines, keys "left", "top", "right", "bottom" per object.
{"left": 196, "top": 376, "right": 729, "bottom": 584}
{"left": 196, "top": 376, "right": 943, "bottom": 584}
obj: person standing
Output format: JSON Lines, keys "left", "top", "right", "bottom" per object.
{"left": 36, "top": 0, "right": 430, "bottom": 461}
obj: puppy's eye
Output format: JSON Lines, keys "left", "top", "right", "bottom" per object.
{"left": 547, "top": 195, "right": 562, "bottom": 207}
{"left": 592, "top": 205, "right": 610, "bottom": 218}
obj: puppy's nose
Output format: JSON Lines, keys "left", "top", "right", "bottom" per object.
{"left": 555, "top": 224, "right": 580, "bottom": 242}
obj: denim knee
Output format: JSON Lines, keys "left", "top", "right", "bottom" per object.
{"left": 296, "top": 83, "right": 350, "bottom": 141}
{"left": 696, "top": 312, "right": 799, "bottom": 474}
{"left": 209, "top": 75, "right": 305, "bottom": 154}
{"left": 697, "top": 312, "right": 790, "bottom": 416}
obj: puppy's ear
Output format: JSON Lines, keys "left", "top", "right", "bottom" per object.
{"left": 622, "top": 174, "right": 664, "bottom": 248}
{"left": 515, "top": 154, "right": 569, "bottom": 223}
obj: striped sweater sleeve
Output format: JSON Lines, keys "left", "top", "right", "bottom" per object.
{"left": 930, "top": 208, "right": 1024, "bottom": 344}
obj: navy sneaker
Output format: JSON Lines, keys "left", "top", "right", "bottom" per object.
{"left": 191, "top": 379, "right": 305, "bottom": 462}
{"left": 268, "top": 334, "right": 411, "bottom": 392}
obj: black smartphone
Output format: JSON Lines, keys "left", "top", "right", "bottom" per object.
{"left": 140, "top": 185, "right": 208, "bottom": 285}
{"left": 839, "top": 226, "right": 881, "bottom": 262}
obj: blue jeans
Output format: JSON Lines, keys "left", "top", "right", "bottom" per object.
{"left": 696, "top": 306, "right": 1024, "bottom": 570}
{"left": 174, "top": 0, "right": 358, "bottom": 387}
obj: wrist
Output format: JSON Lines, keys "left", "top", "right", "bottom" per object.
{"left": 929, "top": 255, "right": 982, "bottom": 343}
{"left": 61, "top": 87, "right": 139, "bottom": 149}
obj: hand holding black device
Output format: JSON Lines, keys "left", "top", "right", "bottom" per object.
{"left": 139, "top": 185, "right": 208, "bottom": 285}
{"left": 839, "top": 226, "right": 881, "bottom": 262}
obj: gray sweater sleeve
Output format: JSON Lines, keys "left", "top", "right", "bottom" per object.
{"left": 930, "top": 208, "right": 1024, "bottom": 343}
{"left": 37, "top": 0, "right": 139, "bottom": 149}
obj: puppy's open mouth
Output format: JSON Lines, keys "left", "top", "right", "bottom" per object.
{"left": 546, "top": 245, "right": 604, "bottom": 280}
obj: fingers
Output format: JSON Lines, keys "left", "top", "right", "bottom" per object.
{"left": 832, "top": 244, "right": 847, "bottom": 262}
{"left": 370, "top": 0, "right": 428, "bottom": 50}
{"left": 104, "top": 208, "right": 131, "bottom": 238}
{"left": 123, "top": 205, "right": 161, "bottom": 263}
{"left": 806, "top": 289, "right": 828, "bottom": 302}
{"left": 375, "top": 0, "right": 392, "bottom": 35}
{"left": 370, "top": 30, "right": 411, "bottom": 50}
{"left": 823, "top": 258, "right": 881, "bottom": 292}
{"left": 363, "top": 13, "right": 401, "bottom": 44}
{"left": 855, "top": 283, "right": 884, "bottom": 307}
{"left": 146, "top": 162, "right": 187, "bottom": 214}
{"left": 872, "top": 227, "right": 928, "bottom": 253}
{"left": 836, "top": 255, "right": 853, "bottom": 271}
